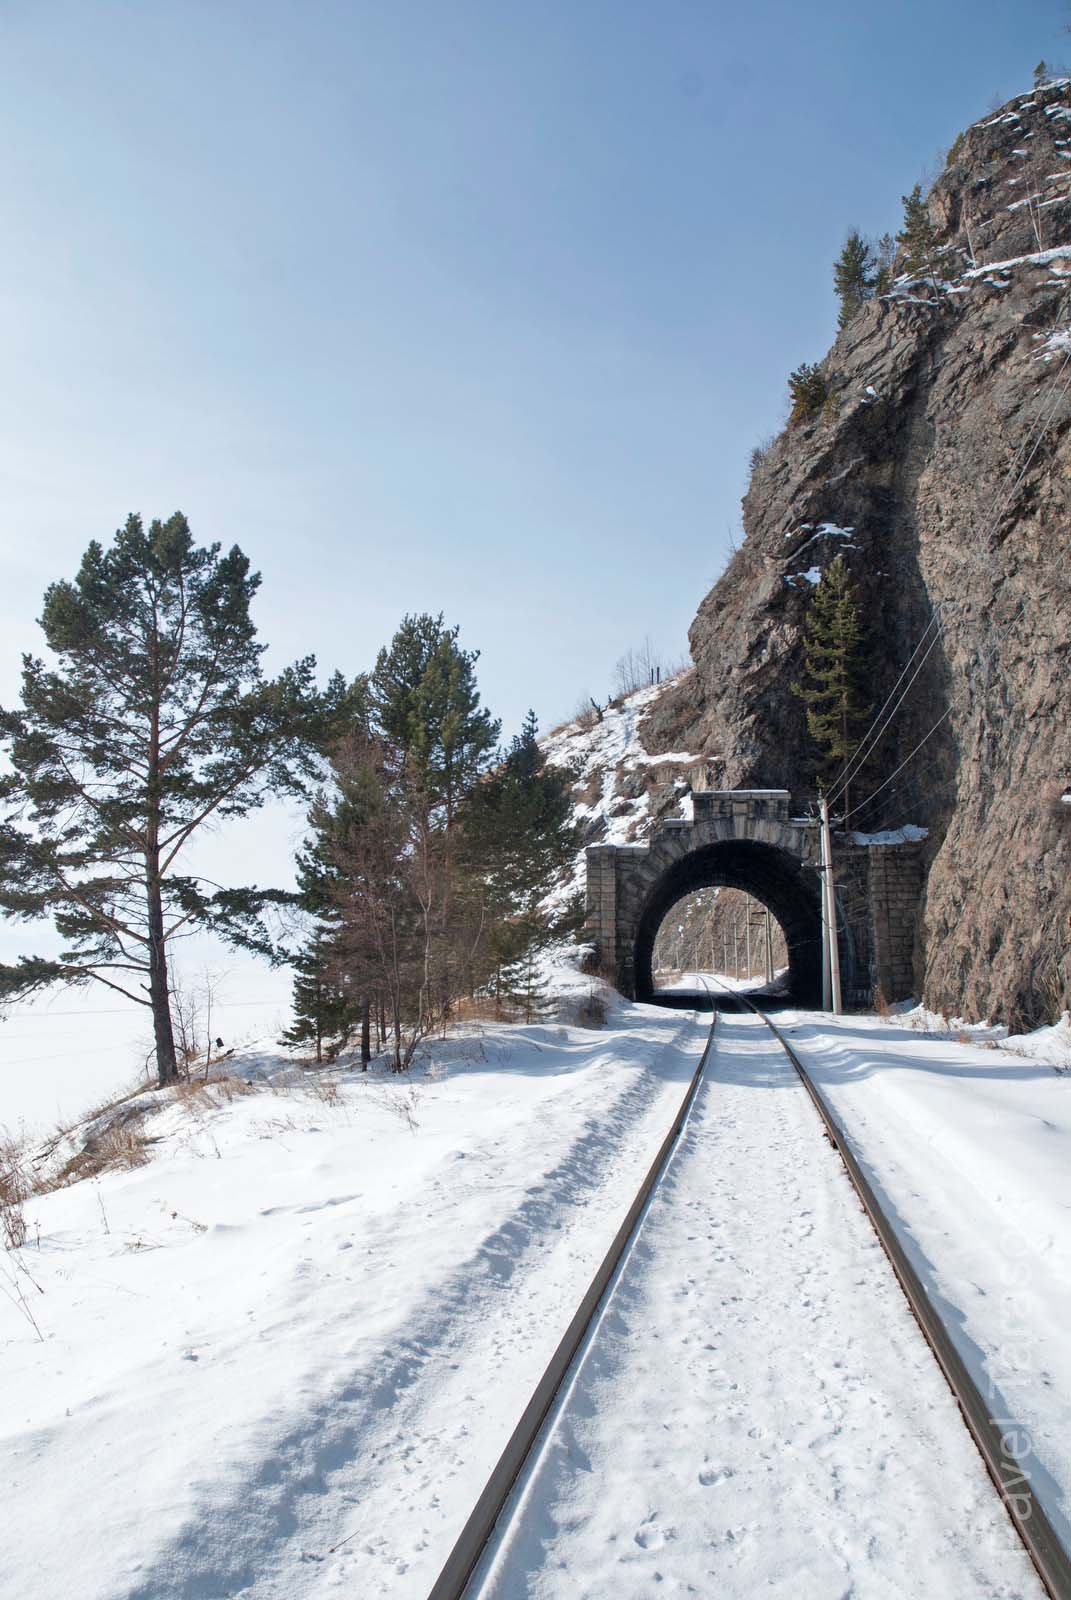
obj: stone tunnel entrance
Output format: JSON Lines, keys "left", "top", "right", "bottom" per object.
{"left": 635, "top": 839, "right": 826, "bottom": 1004}
{"left": 586, "top": 790, "right": 925, "bottom": 1010}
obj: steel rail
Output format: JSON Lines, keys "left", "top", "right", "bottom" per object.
{"left": 425, "top": 1005, "right": 718, "bottom": 1600}
{"left": 723, "top": 987, "right": 1071, "bottom": 1600}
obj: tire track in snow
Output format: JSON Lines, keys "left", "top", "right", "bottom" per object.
{"left": 119, "top": 1011, "right": 706, "bottom": 1600}
{"left": 472, "top": 1012, "right": 1046, "bottom": 1600}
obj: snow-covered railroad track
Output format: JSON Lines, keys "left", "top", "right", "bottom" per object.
{"left": 737, "top": 994, "right": 1071, "bottom": 1600}
{"left": 432, "top": 998, "right": 1065, "bottom": 1600}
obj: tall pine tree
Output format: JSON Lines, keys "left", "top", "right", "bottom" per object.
{"left": 283, "top": 934, "right": 357, "bottom": 1063}
{"left": 833, "top": 230, "right": 876, "bottom": 328}
{"left": 792, "top": 556, "right": 872, "bottom": 816}
{"left": 897, "top": 185, "right": 949, "bottom": 282}
{"left": 0, "top": 514, "right": 340, "bottom": 1086}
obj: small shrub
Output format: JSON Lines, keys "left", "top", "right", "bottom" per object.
{"left": 749, "top": 433, "right": 777, "bottom": 473}
{"left": 576, "top": 988, "right": 608, "bottom": 1028}
{"left": 872, "top": 986, "right": 891, "bottom": 1017}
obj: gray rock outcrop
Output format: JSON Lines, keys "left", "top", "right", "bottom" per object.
{"left": 639, "top": 80, "right": 1071, "bottom": 1027}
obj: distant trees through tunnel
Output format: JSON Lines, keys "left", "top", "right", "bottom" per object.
{"left": 651, "top": 887, "right": 789, "bottom": 990}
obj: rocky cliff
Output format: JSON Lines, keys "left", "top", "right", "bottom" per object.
{"left": 637, "top": 79, "right": 1071, "bottom": 1027}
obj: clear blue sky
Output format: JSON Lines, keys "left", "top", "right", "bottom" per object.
{"left": 0, "top": 0, "right": 1063, "bottom": 737}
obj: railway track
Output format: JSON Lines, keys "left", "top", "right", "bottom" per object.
{"left": 426, "top": 987, "right": 1071, "bottom": 1600}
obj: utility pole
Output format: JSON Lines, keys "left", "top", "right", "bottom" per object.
{"left": 764, "top": 906, "right": 773, "bottom": 984}
{"left": 733, "top": 917, "right": 740, "bottom": 982}
{"left": 819, "top": 796, "right": 843, "bottom": 1015}
{"left": 745, "top": 895, "right": 752, "bottom": 980}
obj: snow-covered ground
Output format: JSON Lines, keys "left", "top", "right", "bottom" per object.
{"left": 473, "top": 1011, "right": 1045, "bottom": 1598}
{"left": 0, "top": 986, "right": 709, "bottom": 1600}
{"left": 3, "top": 976, "right": 1068, "bottom": 1597}
{"left": 779, "top": 1006, "right": 1071, "bottom": 1555}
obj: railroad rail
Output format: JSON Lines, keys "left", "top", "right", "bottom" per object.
{"left": 721, "top": 983, "right": 1071, "bottom": 1600}
{"left": 425, "top": 985, "right": 1071, "bottom": 1600}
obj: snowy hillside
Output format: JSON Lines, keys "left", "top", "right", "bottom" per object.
{"left": 3, "top": 958, "right": 1069, "bottom": 1597}
{"left": 540, "top": 677, "right": 702, "bottom": 909}
{"left": 1, "top": 964, "right": 709, "bottom": 1599}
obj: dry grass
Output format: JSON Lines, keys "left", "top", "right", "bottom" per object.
{"left": 576, "top": 992, "right": 608, "bottom": 1028}
{"left": 205, "top": 1071, "right": 256, "bottom": 1104}
{"left": 50, "top": 1114, "right": 150, "bottom": 1189}
{"left": 452, "top": 994, "right": 516, "bottom": 1025}
{"left": 558, "top": 987, "right": 608, "bottom": 1029}
{"left": 305, "top": 1073, "right": 342, "bottom": 1106}
{"left": 0, "top": 1138, "right": 29, "bottom": 1250}
{"left": 872, "top": 986, "right": 891, "bottom": 1017}
{"left": 173, "top": 1078, "right": 214, "bottom": 1111}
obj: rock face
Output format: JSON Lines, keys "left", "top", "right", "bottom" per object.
{"left": 639, "top": 80, "right": 1071, "bottom": 1027}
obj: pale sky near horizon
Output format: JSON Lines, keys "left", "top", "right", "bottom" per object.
{"left": 0, "top": 0, "right": 1063, "bottom": 1121}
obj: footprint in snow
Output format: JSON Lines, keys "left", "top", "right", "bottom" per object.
{"left": 699, "top": 1464, "right": 733, "bottom": 1487}
{"left": 634, "top": 1514, "right": 674, "bottom": 1550}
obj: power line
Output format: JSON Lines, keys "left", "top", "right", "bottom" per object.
{"left": 825, "top": 342, "right": 1071, "bottom": 809}
{"left": 842, "top": 710, "right": 953, "bottom": 825}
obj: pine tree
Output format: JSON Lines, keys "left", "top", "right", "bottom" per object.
{"left": 897, "top": 185, "right": 949, "bottom": 282}
{"left": 872, "top": 232, "right": 898, "bottom": 295}
{"left": 282, "top": 935, "right": 356, "bottom": 1063}
{"left": 370, "top": 613, "right": 500, "bottom": 827}
{"left": 0, "top": 514, "right": 340, "bottom": 1086}
{"left": 460, "top": 711, "right": 578, "bottom": 922}
{"left": 833, "top": 230, "right": 876, "bottom": 328}
{"left": 787, "top": 362, "right": 828, "bottom": 426}
{"left": 283, "top": 780, "right": 368, "bottom": 1063}
{"left": 501, "top": 944, "right": 551, "bottom": 1023}
{"left": 792, "top": 556, "right": 872, "bottom": 816}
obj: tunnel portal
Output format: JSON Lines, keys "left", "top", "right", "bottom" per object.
{"left": 586, "top": 790, "right": 923, "bottom": 1009}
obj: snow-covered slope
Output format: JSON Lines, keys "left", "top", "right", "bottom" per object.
{"left": 2, "top": 966, "right": 707, "bottom": 1600}
{"left": 3, "top": 949, "right": 1069, "bottom": 1595}
{"left": 540, "top": 678, "right": 701, "bottom": 911}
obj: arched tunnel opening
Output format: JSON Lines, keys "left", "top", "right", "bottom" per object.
{"left": 652, "top": 886, "right": 789, "bottom": 992}
{"left": 633, "top": 840, "right": 840, "bottom": 1009}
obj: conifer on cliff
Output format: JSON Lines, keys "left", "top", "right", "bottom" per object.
{"left": 833, "top": 230, "right": 876, "bottom": 327}
{"left": 792, "top": 556, "right": 872, "bottom": 816}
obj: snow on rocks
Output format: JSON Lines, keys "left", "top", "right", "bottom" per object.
{"left": 784, "top": 565, "right": 822, "bottom": 587}
{"left": 962, "top": 243, "right": 1071, "bottom": 278}
{"left": 540, "top": 681, "right": 702, "bottom": 909}
{"left": 1003, "top": 1009, "right": 1071, "bottom": 1069}
{"left": 848, "top": 823, "right": 929, "bottom": 846}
